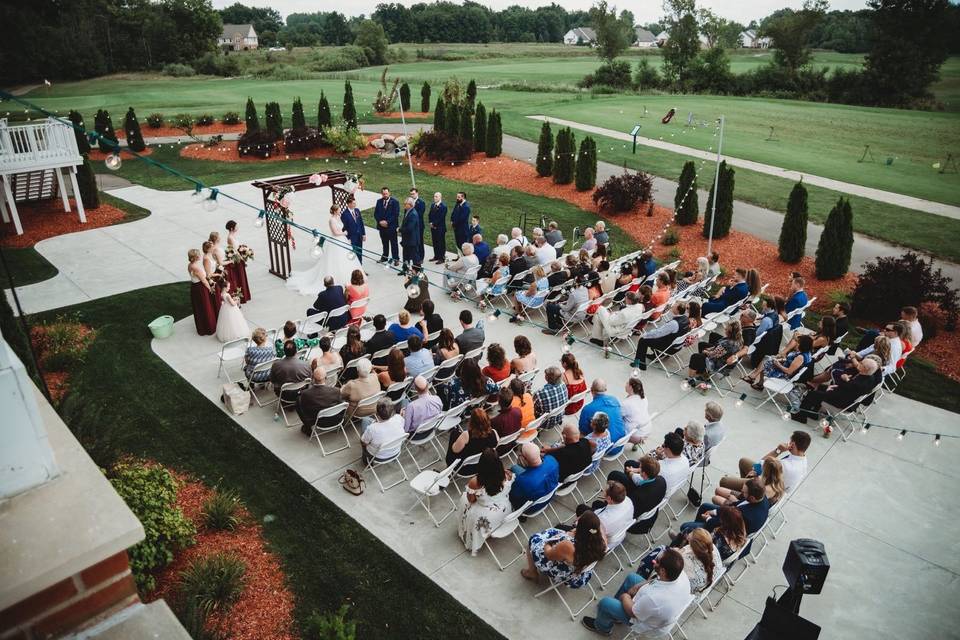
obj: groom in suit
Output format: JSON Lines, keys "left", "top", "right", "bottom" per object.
{"left": 374, "top": 186, "right": 400, "bottom": 266}
{"left": 428, "top": 191, "right": 448, "bottom": 264}
{"left": 409, "top": 188, "right": 426, "bottom": 265}
{"left": 400, "top": 197, "right": 423, "bottom": 269}
{"left": 340, "top": 195, "right": 365, "bottom": 263}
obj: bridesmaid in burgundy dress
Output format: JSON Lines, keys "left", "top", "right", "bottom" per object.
{"left": 202, "top": 240, "right": 222, "bottom": 315}
{"left": 224, "top": 220, "right": 251, "bottom": 303}
{"left": 188, "top": 249, "right": 217, "bottom": 335}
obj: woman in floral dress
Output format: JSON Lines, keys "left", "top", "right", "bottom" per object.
{"left": 522, "top": 511, "right": 606, "bottom": 588}
{"left": 458, "top": 449, "right": 514, "bottom": 556}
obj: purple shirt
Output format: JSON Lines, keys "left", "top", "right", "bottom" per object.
{"left": 403, "top": 393, "right": 443, "bottom": 434}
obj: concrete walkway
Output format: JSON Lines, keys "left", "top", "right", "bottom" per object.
{"left": 527, "top": 115, "right": 960, "bottom": 220}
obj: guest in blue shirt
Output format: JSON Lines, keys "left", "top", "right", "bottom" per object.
{"left": 677, "top": 478, "right": 769, "bottom": 536}
{"left": 756, "top": 296, "right": 785, "bottom": 337}
{"left": 640, "top": 250, "right": 657, "bottom": 279}
{"left": 509, "top": 443, "right": 560, "bottom": 509}
{"left": 468, "top": 215, "right": 482, "bottom": 238}
{"left": 403, "top": 335, "right": 434, "bottom": 378}
{"left": 785, "top": 275, "right": 809, "bottom": 330}
{"left": 578, "top": 379, "right": 625, "bottom": 456}
{"left": 702, "top": 268, "right": 750, "bottom": 315}
{"left": 387, "top": 310, "right": 424, "bottom": 343}
{"left": 472, "top": 233, "right": 491, "bottom": 264}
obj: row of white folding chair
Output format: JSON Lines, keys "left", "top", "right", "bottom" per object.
{"left": 823, "top": 381, "right": 883, "bottom": 441}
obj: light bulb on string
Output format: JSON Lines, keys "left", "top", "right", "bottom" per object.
{"left": 897, "top": 429, "right": 906, "bottom": 441}
{"left": 781, "top": 412, "right": 791, "bottom": 421}
{"left": 104, "top": 152, "right": 122, "bottom": 171}
{"left": 202, "top": 188, "right": 219, "bottom": 212}
{"left": 861, "top": 424, "right": 870, "bottom": 434}
{"left": 311, "top": 236, "right": 324, "bottom": 258}
{"left": 735, "top": 393, "right": 746, "bottom": 408}
{"left": 935, "top": 434, "right": 941, "bottom": 446}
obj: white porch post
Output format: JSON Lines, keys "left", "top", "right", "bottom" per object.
{"left": 1, "top": 174, "right": 22, "bottom": 235}
{"left": 55, "top": 167, "right": 71, "bottom": 212}
{"left": 69, "top": 166, "right": 86, "bottom": 222}
{"left": 0, "top": 186, "right": 8, "bottom": 223}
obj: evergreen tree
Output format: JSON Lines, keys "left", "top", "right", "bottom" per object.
{"left": 575, "top": 136, "right": 596, "bottom": 191}
{"left": 68, "top": 110, "right": 90, "bottom": 155}
{"left": 535, "top": 121, "right": 553, "bottom": 177}
{"left": 123, "top": 107, "right": 145, "bottom": 152}
{"left": 420, "top": 81, "right": 431, "bottom": 113}
{"left": 473, "top": 102, "right": 487, "bottom": 152}
{"left": 815, "top": 197, "right": 854, "bottom": 279}
{"left": 291, "top": 97, "right": 306, "bottom": 130}
{"left": 433, "top": 98, "right": 446, "bottom": 134}
{"left": 552, "top": 127, "right": 576, "bottom": 185}
{"left": 317, "top": 92, "right": 332, "bottom": 129}
{"left": 342, "top": 81, "right": 357, "bottom": 130}
{"left": 244, "top": 97, "right": 260, "bottom": 134}
{"left": 586, "top": 137, "right": 598, "bottom": 187}
{"left": 778, "top": 180, "right": 809, "bottom": 263}
{"left": 265, "top": 102, "right": 283, "bottom": 140}
{"left": 466, "top": 79, "right": 477, "bottom": 112}
{"left": 485, "top": 110, "right": 502, "bottom": 158}
{"left": 446, "top": 103, "right": 460, "bottom": 139}
{"left": 459, "top": 104, "right": 473, "bottom": 148}
{"left": 75, "top": 156, "right": 100, "bottom": 209}
{"left": 94, "top": 109, "right": 117, "bottom": 153}
{"left": 702, "top": 161, "right": 735, "bottom": 239}
{"left": 674, "top": 161, "right": 699, "bottom": 225}
{"left": 399, "top": 82, "right": 411, "bottom": 111}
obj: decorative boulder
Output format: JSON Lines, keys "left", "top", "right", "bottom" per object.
{"left": 395, "top": 136, "right": 408, "bottom": 147}
{"left": 381, "top": 134, "right": 395, "bottom": 143}
{"left": 370, "top": 138, "right": 386, "bottom": 149}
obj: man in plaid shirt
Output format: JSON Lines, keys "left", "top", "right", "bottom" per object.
{"left": 533, "top": 366, "right": 568, "bottom": 430}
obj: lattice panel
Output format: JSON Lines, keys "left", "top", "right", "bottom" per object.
{"left": 264, "top": 199, "right": 291, "bottom": 279}
{"left": 331, "top": 185, "right": 350, "bottom": 212}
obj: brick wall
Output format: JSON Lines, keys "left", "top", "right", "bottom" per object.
{"left": 0, "top": 552, "right": 139, "bottom": 639}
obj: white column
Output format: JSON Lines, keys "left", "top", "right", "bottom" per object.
{"left": 0, "top": 186, "right": 8, "bottom": 223}
{"left": 1, "top": 174, "right": 22, "bottom": 235}
{"left": 55, "top": 167, "right": 71, "bottom": 212}
{"left": 69, "top": 166, "right": 86, "bottom": 223}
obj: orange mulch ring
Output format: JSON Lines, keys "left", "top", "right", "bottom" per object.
{"left": 88, "top": 147, "right": 154, "bottom": 161}
{"left": 180, "top": 138, "right": 385, "bottom": 163}
{"left": 0, "top": 198, "right": 125, "bottom": 248}
{"left": 147, "top": 469, "right": 296, "bottom": 640}
{"left": 42, "top": 371, "right": 71, "bottom": 404}
{"left": 119, "top": 123, "right": 247, "bottom": 139}
{"left": 376, "top": 111, "right": 431, "bottom": 119}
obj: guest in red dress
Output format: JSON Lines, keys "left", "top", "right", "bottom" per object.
{"left": 561, "top": 352, "right": 587, "bottom": 415}
{"left": 225, "top": 220, "right": 252, "bottom": 303}
{"left": 188, "top": 249, "right": 217, "bottom": 335}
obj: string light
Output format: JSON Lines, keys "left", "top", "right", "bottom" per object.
{"left": 104, "top": 152, "right": 122, "bottom": 170}
{"left": 488, "top": 308, "right": 501, "bottom": 322}
{"left": 897, "top": 429, "right": 906, "bottom": 441}
{"left": 935, "top": 434, "right": 941, "bottom": 446}
{"left": 202, "top": 188, "right": 219, "bottom": 212}
{"left": 861, "top": 424, "right": 870, "bottom": 434}
{"left": 735, "top": 393, "right": 746, "bottom": 407}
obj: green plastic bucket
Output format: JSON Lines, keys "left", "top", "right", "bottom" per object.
{"left": 148, "top": 315, "right": 175, "bottom": 339}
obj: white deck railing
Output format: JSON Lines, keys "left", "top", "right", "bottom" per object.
{"left": 0, "top": 118, "right": 82, "bottom": 174}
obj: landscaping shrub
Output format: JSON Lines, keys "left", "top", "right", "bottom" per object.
{"left": 815, "top": 197, "right": 854, "bottom": 280}
{"left": 76, "top": 156, "right": 99, "bottom": 209}
{"left": 309, "top": 46, "right": 368, "bottom": 72}
{"left": 661, "top": 229, "right": 680, "bottom": 246}
{"left": 176, "top": 552, "right": 246, "bottom": 616}
{"left": 574, "top": 136, "right": 596, "bottom": 191}
{"left": 433, "top": 97, "right": 446, "bottom": 134}
{"left": 552, "top": 127, "right": 576, "bottom": 185}
{"left": 94, "top": 109, "right": 117, "bottom": 153}
{"left": 342, "top": 81, "right": 357, "bottom": 130}
{"left": 702, "top": 160, "right": 735, "bottom": 240}
{"left": 202, "top": 488, "right": 243, "bottom": 531}
{"left": 412, "top": 130, "right": 473, "bottom": 162}
{"left": 373, "top": 68, "right": 399, "bottom": 114}
{"left": 220, "top": 112, "right": 240, "bottom": 125}
{"left": 68, "top": 110, "right": 91, "bottom": 155}
{"left": 321, "top": 124, "right": 366, "bottom": 154}
{"left": 778, "top": 180, "right": 809, "bottom": 263}
{"left": 674, "top": 161, "right": 698, "bottom": 225}
{"left": 237, "top": 130, "right": 275, "bottom": 158}
{"left": 420, "top": 81, "right": 431, "bottom": 113}
{"left": 170, "top": 113, "right": 193, "bottom": 131}
{"left": 195, "top": 114, "right": 215, "bottom": 127}
{"left": 485, "top": 110, "right": 502, "bottom": 158}
{"left": 473, "top": 101, "right": 486, "bottom": 153}
{"left": 535, "top": 121, "right": 553, "bottom": 178}
{"left": 244, "top": 98, "right": 259, "bottom": 134}
{"left": 146, "top": 113, "right": 165, "bottom": 129}
{"left": 466, "top": 79, "right": 477, "bottom": 112}
{"left": 580, "top": 60, "right": 632, "bottom": 89}
{"left": 162, "top": 62, "right": 195, "bottom": 77}
{"left": 457, "top": 104, "right": 473, "bottom": 150}
{"left": 264, "top": 102, "right": 283, "bottom": 141}
{"left": 634, "top": 59, "right": 662, "bottom": 90}
{"left": 32, "top": 314, "right": 95, "bottom": 371}
{"left": 593, "top": 170, "right": 654, "bottom": 213}
{"left": 109, "top": 462, "right": 196, "bottom": 591}
{"left": 317, "top": 91, "right": 332, "bottom": 130}
{"left": 441, "top": 78, "right": 465, "bottom": 105}
{"left": 305, "top": 604, "right": 357, "bottom": 640}
{"left": 192, "top": 51, "right": 240, "bottom": 77}
{"left": 666, "top": 246, "right": 682, "bottom": 261}
{"left": 399, "top": 82, "right": 411, "bottom": 111}
{"left": 851, "top": 252, "right": 959, "bottom": 330}
{"left": 291, "top": 98, "right": 307, "bottom": 130}
{"left": 445, "top": 104, "right": 460, "bottom": 139}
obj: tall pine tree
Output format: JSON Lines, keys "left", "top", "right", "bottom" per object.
{"left": 459, "top": 104, "right": 473, "bottom": 148}
{"left": 244, "top": 98, "right": 260, "bottom": 134}
{"left": 553, "top": 127, "right": 576, "bottom": 185}
{"left": 420, "top": 82, "right": 431, "bottom": 112}
{"left": 778, "top": 180, "right": 809, "bottom": 263}
{"left": 342, "top": 81, "right": 357, "bottom": 130}
{"left": 485, "top": 110, "right": 502, "bottom": 157}
{"left": 446, "top": 103, "right": 460, "bottom": 139}
{"left": 75, "top": 156, "right": 100, "bottom": 209}
{"left": 264, "top": 102, "right": 283, "bottom": 141}
{"left": 94, "top": 109, "right": 117, "bottom": 153}
{"left": 123, "top": 107, "right": 145, "bottom": 152}
{"left": 674, "top": 161, "right": 699, "bottom": 225}
{"left": 317, "top": 92, "right": 332, "bottom": 129}
{"left": 68, "top": 110, "right": 90, "bottom": 155}
{"left": 399, "top": 83, "right": 411, "bottom": 111}
{"left": 575, "top": 136, "right": 596, "bottom": 191}
{"left": 466, "top": 79, "right": 477, "bottom": 112}
{"left": 536, "top": 121, "right": 553, "bottom": 177}
{"left": 587, "top": 138, "right": 598, "bottom": 186}
{"left": 702, "top": 161, "right": 735, "bottom": 239}
{"left": 815, "top": 197, "right": 854, "bottom": 279}
{"left": 291, "top": 97, "right": 306, "bottom": 129}
{"left": 433, "top": 98, "right": 446, "bottom": 134}
{"left": 473, "top": 102, "right": 487, "bottom": 152}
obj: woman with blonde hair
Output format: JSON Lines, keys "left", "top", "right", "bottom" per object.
{"left": 188, "top": 248, "right": 217, "bottom": 335}
{"left": 745, "top": 268, "right": 762, "bottom": 297}
{"left": 712, "top": 456, "right": 785, "bottom": 506}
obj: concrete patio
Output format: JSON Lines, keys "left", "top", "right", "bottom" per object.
{"left": 12, "top": 179, "right": 960, "bottom": 639}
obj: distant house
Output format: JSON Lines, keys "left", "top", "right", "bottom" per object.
{"left": 219, "top": 24, "right": 258, "bottom": 51}
{"left": 739, "top": 29, "right": 771, "bottom": 49}
{"left": 655, "top": 29, "right": 709, "bottom": 49}
{"left": 634, "top": 27, "right": 657, "bottom": 48}
{"left": 563, "top": 27, "right": 596, "bottom": 46}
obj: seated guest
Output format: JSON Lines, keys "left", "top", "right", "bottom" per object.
{"left": 388, "top": 310, "right": 424, "bottom": 343}
{"left": 359, "top": 398, "right": 406, "bottom": 465}
{"left": 648, "top": 272, "right": 672, "bottom": 316}
{"left": 635, "top": 528, "right": 721, "bottom": 595}
{"left": 594, "top": 220, "right": 609, "bottom": 246}
{"left": 345, "top": 269, "right": 368, "bottom": 323}
{"left": 377, "top": 348, "right": 407, "bottom": 390}
{"left": 827, "top": 302, "right": 851, "bottom": 351}
{"left": 687, "top": 320, "right": 743, "bottom": 382}
{"left": 509, "top": 443, "right": 560, "bottom": 509}
{"left": 701, "top": 268, "right": 749, "bottom": 315}
{"left": 443, "top": 243, "right": 479, "bottom": 293}
{"left": 622, "top": 377, "right": 651, "bottom": 445}
{"left": 744, "top": 333, "right": 814, "bottom": 390}
{"left": 417, "top": 299, "right": 443, "bottom": 343}
{"left": 524, "top": 511, "right": 606, "bottom": 589}
{"left": 295, "top": 365, "right": 342, "bottom": 435}
{"left": 506, "top": 226, "right": 528, "bottom": 252}
{"left": 270, "top": 340, "right": 311, "bottom": 398}
{"left": 578, "top": 378, "right": 625, "bottom": 455}
{"left": 472, "top": 233, "right": 490, "bottom": 264}
{"left": 543, "top": 275, "right": 589, "bottom": 335}
{"left": 633, "top": 301, "right": 690, "bottom": 370}
{"left": 273, "top": 319, "right": 320, "bottom": 358}
{"left": 608, "top": 456, "right": 666, "bottom": 529}
{"left": 510, "top": 377, "right": 536, "bottom": 437}
{"left": 454, "top": 309, "right": 485, "bottom": 354}
{"left": 511, "top": 335, "right": 537, "bottom": 374}
{"left": 639, "top": 250, "right": 657, "bottom": 279}
{"left": 244, "top": 328, "right": 275, "bottom": 383}
{"left": 533, "top": 366, "right": 568, "bottom": 431}
{"left": 534, "top": 236, "right": 556, "bottom": 265}
{"left": 485, "top": 254, "right": 513, "bottom": 297}
{"left": 364, "top": 314, "right": 396, "bottom": 358}
{"left": 338, "top": 325, "right": 367, "bottom": 382}
{"left": 784, "top": 275, "right": 809, "bottom": 330}
{"left": 545, "top": 261, "right": 569, "bottom": 290}
{"left": 341, "top": 358, "right": 381, "bottom": 422}
{"left": 591, "top": 244, "right": 608, "bottom": 271}
{"left": 434, "top": 328, "right": 461, "bottom": 364}
{"left": 581, "top": 547, "right": 690, "bottom": 636}
{"left": 717, "top": 309, "right": 758, "bottom": 369}
{"left": 458, "top": 448, "right": 515, "bottom": 556}
{"left": 677, "top": 478, "right": 768, "bottom": 537}
{"left": 650, "top": 431, "right": 690, "bottom": 497}
{"left": 311, "top": 276, "right": 350, "bottom": 331}
{"left": 719, "top": 430, "right": 810, "bottom": 496}
{"left": 314, "top": 336, "right": 342, "bottom": 371}
{"left": 816, "top": 335, "right": 894, "bottom": 388}
{"left": 653, "top": 422, "right": 704, "bottom": 466}
{"left": 404, "top": 335, "right": 434, "bottom": 378}
{"left": 707, "top": 251, "right": 721, "bottom": 276}
{"left": 562, "top": 353, "right": 588, "bottom": 415}
{"left": 901, "top": 305, "right": 922, "bottom": 346}
{"left": 482, "top": 343, "right": 512, "bottom": 382}
{"left": 542, "top": 423, "right": 594, "bottom": 480}
{"left": 564, "top": 481, "right": 634, "bottom": 551}
{"left": 794, "top": 356, "right": 881, "bottom": 423}
{"left": 711, "top": 506, "right": 747, "bottom": 561}
{"left": 584, "top": 412, "right": 613, "bottom": 474}
{"left": 713, "top": 457, "right": 785, "bottom": 507}
{"left": 702, "top": 402, "right": 727, "bottom": 461}
{"left": 403, "top": 376, "right": 442, "bottom": 434}
{"left": 511, "top": 265, "right": 549, "bottom": 322}
{"left": 589, "top": 291, "right": 646, "bottom": 347}
{"left": 522, "top": 244, "right": 539, "bottom": 270}
{"left": 447, "top": 408, "right": 499, "bottom": 472}
{"left": 506, "top": 246, "right": 529, "bottom": 291}
{"left": 492, "top": 233, "right": 511, "bottom": 257}
{"left": 491, "top": 388, "right": 522, "bottom": 449}
{"left": 780, "top": 315, "right": 836, "bottom": 356}
{"left": 446, "top": 358, "right": 498, "bottom": 408}
{"left": 545, "top": 221, "right": 564, "bottom": 246}
{"left": 581, "top": 227, "right": 597, "bottom": 254}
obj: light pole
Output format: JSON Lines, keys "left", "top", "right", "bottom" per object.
{"left": 392, "top": 87, "right": 417, "bottom": 190}
{"left": 706, "top": 114, "right": 725, "bottom": 257}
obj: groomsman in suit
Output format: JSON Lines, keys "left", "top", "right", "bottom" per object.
{"left": 451, "top": 191, "right": 471, "bottom": 250}
{"left": 409, "top": 188, "right": 426, "bottom": 265}
{"left": 374, "top": 186, "right": 400, "bottom": 265}
{"left": 340, "top": 195, "right": 365, "bottom": 264}
{"left": 400, "top": 197, "right": 423, "bottom": 270}
{"left": 428, "top": 192, "right": 448, "bottom": 263}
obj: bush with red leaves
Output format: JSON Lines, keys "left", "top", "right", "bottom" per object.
{"left": 412, "top": 130, "right": 473, "bottom": 162}
{"left": 592, "top": 170, "right": 654, "bottom": 214}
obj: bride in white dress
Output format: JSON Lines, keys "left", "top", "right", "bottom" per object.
{"left": 216, "top": 280, "right": 249, "bottom": 342}
{"left": 286, "top": 205, "right": 357, "bottom": 296}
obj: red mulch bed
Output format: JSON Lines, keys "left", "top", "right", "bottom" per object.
{"left": 120, "top": 123, "right": 246, "bottom": 139}
{"left": 29, "top": 322, "right": 97, "bottom": 404}
{"left": 146, "top": 470, "right": 296, "bottom": 640}
{"left": 180, "top": 138, "right": 385, "bottom": 163}
{"left": 0, "top": 198, "right": 125, "bottom": 248}
{"left": 88, "top": 147, "right": 154, "bottom": 160}
{"left": 376, "top": 111, "right": 431, "bottom": 119}
{"left": 43, "top": 371, "right": 71, "bottom": 404}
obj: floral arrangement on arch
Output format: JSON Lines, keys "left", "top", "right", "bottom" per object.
{"left": 343, "top": 172, "right": 365, "bottom": 194}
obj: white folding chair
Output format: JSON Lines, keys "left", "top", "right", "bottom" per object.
{"left": 593, "top": 519, "right": 636, "bottom": 588}
{"left": 217, "top": 337, "right": 249, "bottom": 381}
{"left": 755, "top": 364, "right": 809, "bottom": 415}
{"left": 405, "top": 413, "right": 444, "bottom": 471}
{"left": 384, "top": 376, "right": 414, "bottom": 409}
{"left": 432, "top": 355, "right": 464, "bottom": 389}
{"left": 276, "top": 380, "right": 309, "bottom": 427}
{"left": 483, "top": 500, "right": 532, "bottom": 570}
{"left": 349, "top": 391, "right": 386, "bottom": 439}
{"left": 406, "top": 460, "right": 459, "bottom": 527}
{"left": 437, "top": 401, "right": 470, "bottom": 433}
{"left": 519, "top": 485, "right": 560, "bottom": 536}
{"left": 247, "top": 361, "right": 277, "bottom": 408}
{"left": 463, "top": 346, "right": 484, "bottom": 363}
{"left": 532, "top": 560, "right": 599, "bottom": 620}
{"left": 823, "top": 382, "right": 882, "bottom": 441}
{"left": 309, "top": 402, "right": 350, "bottom": 456}
{"left": 450, "top": 452, "right": 483, "bottom": 493}
{"left": 323, "top": 305, "right": 351, "bottom": 330}
{"left": 371, "top": 346, "right": 394, "bottom": 368}
{"left": 299, "top": 312, "right": 327, "bottom": 338}
{"left": 517, "top": 367, "right": 541, "bottom": 389}
{"left": 621, "top": 499, "right": 669, "bottom": 565}
{"left": 363, "top": 435, "right": 410, "bottom": 492}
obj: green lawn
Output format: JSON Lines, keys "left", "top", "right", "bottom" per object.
{"left": 22, "top": 283, "right": 502, "bottom": 639}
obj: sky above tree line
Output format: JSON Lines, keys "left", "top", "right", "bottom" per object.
{"left": 212, "top": 0, "right": 871, "bottom": 26}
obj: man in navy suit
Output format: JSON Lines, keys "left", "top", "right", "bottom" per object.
{"left": 310, "top": 277, "right": 350, "bottom": 331}
{"left": 450, "top": 191, "right": 471, "bottom": 250}
{"left": 340, "top": 194, "right": 365, "bottom": 264}
{"left": 400, "top": 197, "right": 423, "bottom": 269}
{"left": 428, "top": 191, "right": 448, "bottom": 263}
{"left": 409, "top": 188, "right": 426, "bottom": 265}
{"left": 374, "top": 186, "right": 400, "bottom": 265}
{"left": 702, "top": 267, "right": 750, "bottom": 315}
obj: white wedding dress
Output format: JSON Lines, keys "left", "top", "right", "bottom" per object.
{"left": 286, "top": 213, "right": 358, "bottom": 295}
{"left": 216, "top": 291, "right": 249, "bottom": 342}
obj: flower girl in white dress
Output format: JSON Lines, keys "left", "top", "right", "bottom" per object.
{"left": 216, "top": 278, "right": 249, "bottom": 342}
{"left": 286, "top": 205, "right": 356, "bottom": 295}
